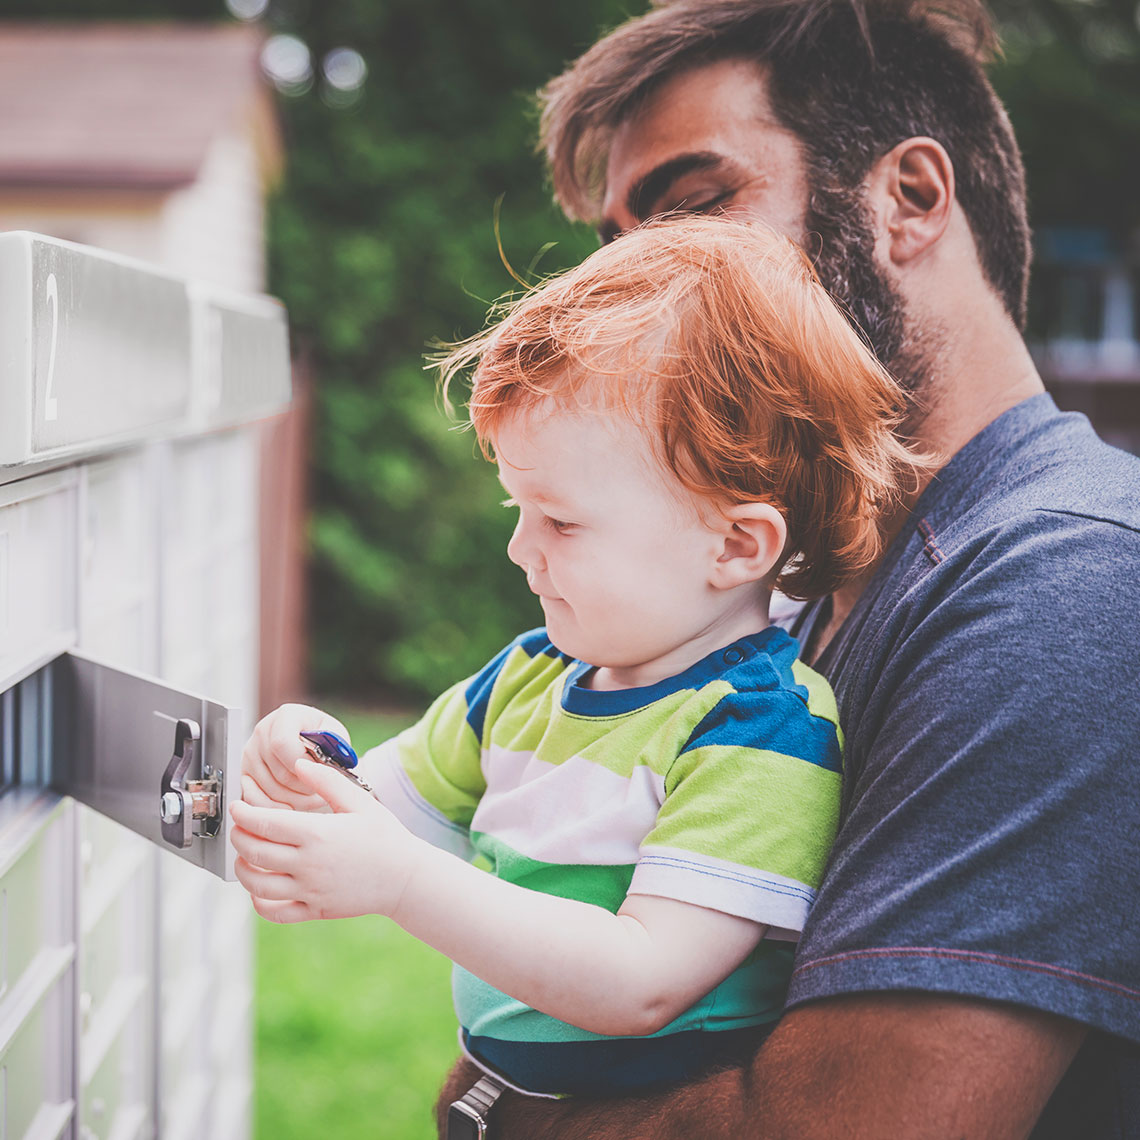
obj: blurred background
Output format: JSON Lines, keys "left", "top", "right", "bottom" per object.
{"left": 0, "top": 0, "right": 1136, "bottom": 1136}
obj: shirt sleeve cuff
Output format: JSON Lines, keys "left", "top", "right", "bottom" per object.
{"left": 628, "top": 844, "right": 815, "bottom": 934}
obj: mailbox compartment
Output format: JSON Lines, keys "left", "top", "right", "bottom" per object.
{"left": 0, "top": 976, "right": 75, "bottom": 1140}
{"left": 79, "top": 451, "right": 159, "bottom": 675}
{"left": 0, "top": 800, "right": 73, "bottom": 1009}
{"left": 80, "top": 841, "right": 153, "bottom": 1054}
{"left": 0, "top": 817, "right": 63, "bottom": 1006}
{"left": 156, "top": 860, "right": 252, "bottom": 1140}
{"left": 81, "top": 1026, "right": 149, "bottom": 1140}
{"left": 0, "top": 798, "right": 77, "bottom": 1140}
{"left": 161, "top": 431, "right": 258, "bottom": 736}
{"left": 0, "top": 471, "right": 78, "bottom": 692}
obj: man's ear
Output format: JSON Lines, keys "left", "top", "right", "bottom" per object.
{"left": 869, "top": 137, "right": 954, "bottom": 266}
{"left": 709, "top": 503, "right": 788, "bottom": 590}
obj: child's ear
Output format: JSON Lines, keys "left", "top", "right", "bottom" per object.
{"left": 709, "top": 503, "right": 788, "bottom": 590}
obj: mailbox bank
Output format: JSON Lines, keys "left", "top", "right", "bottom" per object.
{"left": 0, "top": 231, "right": 290, "bottom": 1140}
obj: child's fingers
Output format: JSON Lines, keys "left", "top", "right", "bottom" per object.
{"left": 230, "top": 822, "right": 301, "bottom": 873}
{"left": 250, "top": 896, "right": 312, "bottom": 925}
{"left": 263, "top": 706, "right": 349, "bottom": 773}
{"left": 230, "top": 798, "right": 308, "bottom": 845}
{"left": 293, "top": 757, "right": 377, "bottom": 814}
{"left": 240, "top": 753, "right": 321, "bottom": 808}
{"left": 239, "top": 773, "right": 293, "bottom": 809}
{"left": 240, "top": 774, "right": 326, "bottom": 813}
{"left": 233, "top": 856, "right": 298, "bottom": 901}
{"left": 242, "top": 703, "right": 352, "bottom": 809}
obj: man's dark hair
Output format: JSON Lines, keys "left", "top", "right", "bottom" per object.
{"left": 539, "top": 0, "right": 1031, "bottom": 327}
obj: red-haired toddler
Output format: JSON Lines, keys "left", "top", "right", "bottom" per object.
{"left": 233, "top": 217, "right": 925, "bottom": 1128}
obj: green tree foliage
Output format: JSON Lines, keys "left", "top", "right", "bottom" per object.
{"left": 269, "top": 2, "right": 640, "bottom": 700}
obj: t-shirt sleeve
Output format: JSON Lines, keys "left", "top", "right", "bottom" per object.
{"left": 787, "top": 514, "right": 1140, "bottom": 1043}
{"left": 628, "top": 682, "right": 843, "bottom": 936}
{"left": 357, "top": 635, "right": 525, "bottom": 860}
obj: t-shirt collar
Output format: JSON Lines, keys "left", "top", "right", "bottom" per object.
{"left": 560, "top": 626, "right": 796, "bottom": 716}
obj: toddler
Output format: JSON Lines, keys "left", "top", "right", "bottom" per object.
{"left": 233, "top": 216, "right": 923, "bottom": 1131}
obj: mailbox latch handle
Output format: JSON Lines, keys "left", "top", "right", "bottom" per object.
{"left": 159, "top": 719, "right": 222, "bottom": 849}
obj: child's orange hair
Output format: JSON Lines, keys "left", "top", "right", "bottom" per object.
{"left": 438, "top": 216, "right": 928, "bottom": 599}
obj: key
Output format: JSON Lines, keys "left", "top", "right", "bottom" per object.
{"left": 299, "top": 730, "right": 374, "bottom": 794}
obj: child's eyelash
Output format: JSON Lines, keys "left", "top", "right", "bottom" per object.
{"left": 500, "top": 497, "right": 573, "bottom": 532}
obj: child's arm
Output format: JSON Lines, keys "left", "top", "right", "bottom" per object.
{"left": 230, "top": 757, "right": 765, "bottom": 1037}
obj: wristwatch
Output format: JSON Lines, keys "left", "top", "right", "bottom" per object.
{"left": 447, "top": 1074, "right": 506, "bottom": 1140}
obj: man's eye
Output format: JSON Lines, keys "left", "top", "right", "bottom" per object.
{"left": 679, "top": 192, "right": 732, "bottom": 216}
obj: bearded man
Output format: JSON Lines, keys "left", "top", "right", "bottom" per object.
{"left": 437, "top": 2, "right": 1140, "bottom": 1136}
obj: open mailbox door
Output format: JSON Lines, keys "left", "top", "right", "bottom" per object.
{"left": 50, "top": 651, "right": 241, "bottom": 879}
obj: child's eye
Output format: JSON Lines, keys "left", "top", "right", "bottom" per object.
{"left": 543, "top": 516, "right": 575, "bottom": 534}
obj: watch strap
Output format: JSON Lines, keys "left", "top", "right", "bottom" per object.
{"left": 448, "top": 1073, "right": 506, "bottom": 1138}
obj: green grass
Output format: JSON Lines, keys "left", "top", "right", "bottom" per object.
{"left": 254, "top": 706, "right": 458, "bottom": 1140}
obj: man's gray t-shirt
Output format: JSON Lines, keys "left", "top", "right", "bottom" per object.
{"left": 787, "top": 394, "right": 1140, "bottom": 1137}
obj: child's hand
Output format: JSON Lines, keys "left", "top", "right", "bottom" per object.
{"left": 230, "top": 756, "right": 422, "bottom": 923}
{"left": 241, "top": 703, "right": 350, "bottom": 811}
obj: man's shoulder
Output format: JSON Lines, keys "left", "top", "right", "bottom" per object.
{"left": 827, "top": 404, "right": 1140, "bottom": 726}
{"left": 903, "top": 405, "right": 1140, "bottom": 607}
{"left": 949, "top": 401, "right": 1140, "bottom": 538}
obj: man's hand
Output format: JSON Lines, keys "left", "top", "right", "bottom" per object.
{"left": 241, "top": 703, "right": 350, "bottom": 811}
{"left": 230, "top": 757, "right": 424, "bottom": 923}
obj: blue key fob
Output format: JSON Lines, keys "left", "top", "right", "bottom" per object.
{"left": 299, "top": 730, "right": 359, "bottom": 770}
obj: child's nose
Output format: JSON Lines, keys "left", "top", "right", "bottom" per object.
{"left": 506, "top": 516, "right": 542, "bottom": 574}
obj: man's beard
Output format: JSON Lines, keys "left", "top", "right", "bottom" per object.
{"left": 804, "top": 180, "right": 930, "bottom": 401}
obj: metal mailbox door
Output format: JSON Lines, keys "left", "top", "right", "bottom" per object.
{"left": 49, "top": 650, "right": 240, "bottom": 880}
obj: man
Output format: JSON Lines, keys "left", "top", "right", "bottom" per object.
{"left": 437, "top": 1, "right": 1140, "bottom": 1135}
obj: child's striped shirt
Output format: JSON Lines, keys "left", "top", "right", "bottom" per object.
{"left": 360, "top": 625, "right": 842, "bottom": 1095}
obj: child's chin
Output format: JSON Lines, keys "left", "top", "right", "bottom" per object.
{"left": 542, "top": 617, "right": 585, "bottom": 660}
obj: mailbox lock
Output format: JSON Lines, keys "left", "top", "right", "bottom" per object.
{"left": 160, "top": 784, "right": 218, "bottom": 825}
{"left": 159, "top": 718, "right": 223, "bottom": 849}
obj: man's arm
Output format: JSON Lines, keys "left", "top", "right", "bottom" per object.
{"left": 469, "top": 993, "right": 1084, "bottom": 1139}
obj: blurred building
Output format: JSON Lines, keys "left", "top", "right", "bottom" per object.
{"left": 0, "top": 23, "right": 276, "bottom": 289}
{"left": 1030, "top": 226, "right": 1140, "bottom": 453}
{"left": 0, "top": 21, "right": 307, "bottom": 711}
